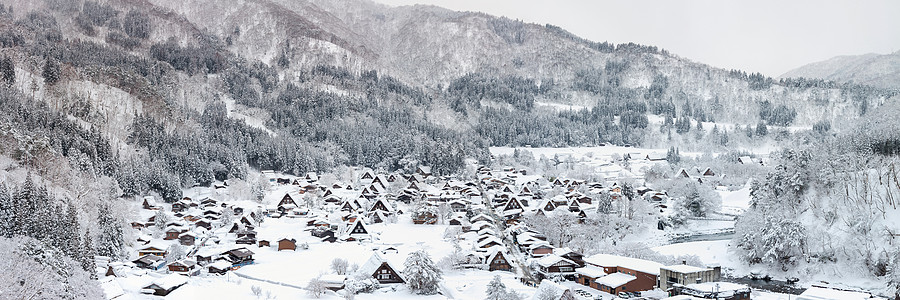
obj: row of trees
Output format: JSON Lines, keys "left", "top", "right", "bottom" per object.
{"left": 0, "top": 236, "right": 103, "bottom": 299}
{"left": 0, "top": 177, "right": 124, "bottom": 273}
{"left": 447, "top": 72, "right": 545, "bottom": 112}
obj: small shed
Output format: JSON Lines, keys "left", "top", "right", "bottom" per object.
{"left": 277, "top": 238, "right": 297, "bottom": 251}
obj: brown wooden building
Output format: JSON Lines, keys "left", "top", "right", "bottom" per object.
{"left": 578, "top": 254, "right": 663, "bottom": 294}
{"left": 277, "top": 238, "right": 296, "bottom": 251}
{"left": 486, "top": 251, "right": 512, "bottom": 272}
{"left": 359, "top": 253, "right": 404, "bottom": 284}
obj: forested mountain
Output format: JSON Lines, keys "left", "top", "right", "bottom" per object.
{"left": 0, "top": 0, "right": 895, "bottom": 196}
{"left": 0, "top": 0, "right": 894, "bottom": 200}
{"left": 151, "top": 0, "right": 897, "bottom": 127}
{"left": 0, "top": 0, "right": 897, "bottom": 296}
{"left": 780, "top": 51, "right": 900, "bottom": 90}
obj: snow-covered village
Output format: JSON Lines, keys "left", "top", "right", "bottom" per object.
{"left": 1, "top": 0, "right": 900, "bottom": 299}
{"left": 71, "top": 144, "right": 885, "bottom": 300}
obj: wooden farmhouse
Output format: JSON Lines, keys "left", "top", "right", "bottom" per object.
{"left": 358, "top": 253, "right": 404, "bottom": 284}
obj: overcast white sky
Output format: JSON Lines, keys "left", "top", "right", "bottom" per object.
{"left": 372, "top": 0, "right": 900, "bottom": 76}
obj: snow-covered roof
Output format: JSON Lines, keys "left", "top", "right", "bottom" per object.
{"left": 528, "top": 242, "right": 553, "bottom": 250}
{"left": 344, "top": 219, "right": 372, "bottom": 237}
{"left": 595, "top": 272, "right": 636, "bottom": 288}
{"left": 536, "top": 254, "right": 575, "bottom": 268}
{"left": 358, "top": 252, "right": 404, "bottom": 278}
{"left": 100, "top": 277, "right": 124, "bottom": 300}
{"left": 448, "top": 199, "right": 468, "bottom": 205}
{"left": 149, "top": 274, "right": 188, "bottom": 290}
{"left": 319, "top": 274, "right": 346, "bottom": 284}
{"left": 553, "top": 247, "right": 577, "bottom": 257}
{"left": 139, "top": 241, "right": 170, "bottom": 251}
{"left": 661, "top": 264, "right": 711, "bottom": 273}
{"left": 196, "top": 246, "right": 226, "bottom": 257}
{"left": 477, "top": 228, "right": 497, "bottom": 236}
{"left": 471, "top": 220, "right": 495, "bottom": 229}
{"left": 477, "top": 237, "right": 503, "bottom": 248}
{"left": 502, "top": 209, "right": 523, "bottom": 216}
{"left": 517, "top": 235, "right": 542, "bottom": 245}
{"left": 583, "top": 253, "right": 664, "bottom": 275}
{"left": 485, "top": 249, "right": 505, "bottom": 263}
{"left": 137, "top": 234, "right": 152, "bottom": 242}
{"left": 797, "top": 286, "right": 874, "bottom": 300}
{"left": 470, "top": 213, "right": 493, "bottom": 222}
{"left": 645, "top": 152, "right": 666, "bottom": 160}
{"left": 170, "top": 259, "right": 197, "bottom": 268}
{"left": 208, "top": 261, "right": 233, "bottom": 270}
{"left": 575, "top": 265, "right": 607, "bottom": 278}
{"left": 226, "top": 247, "right": 254, "bottom": 258}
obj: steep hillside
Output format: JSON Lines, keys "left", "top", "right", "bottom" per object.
{"left": 780, "top": 51, "right": 900, "bottom": 90}
{"left": 146, "top": 0, "right": 896, "bottom": 128}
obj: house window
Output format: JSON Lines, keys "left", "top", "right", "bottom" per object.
{"left": 559, "top": 267, "right": 573, "bottom": 272}
{"left": 377, "top": 274, "right": 391, "bottom": 280}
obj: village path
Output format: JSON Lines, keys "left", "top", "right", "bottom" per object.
{"left": 231, "top": 271, "right": 308, "bottom": 291}
{"left": 477, "top": 182, "right": 538, "bottom": 285}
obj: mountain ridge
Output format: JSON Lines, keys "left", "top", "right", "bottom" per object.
{"left": 780, "top": 51, "right": 900, "bottom": 90}
{"left": 141, "top": 0, "right": 896, "bottom": 128}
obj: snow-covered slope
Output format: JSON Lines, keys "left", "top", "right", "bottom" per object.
{"left": 780, "top": 51, "right": 900, "bottom": 90}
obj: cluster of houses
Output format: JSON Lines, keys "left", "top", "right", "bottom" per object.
{"left": 518, "top": 244, "right": 748, "bottom": 300}
{"left": 130, "top": 196, "right": 262, "bottom": 276}
{"left": 454, "top": 212, "right": 515, "bottom": 272}
{"left": 121, "top": 186, "right": 289, "bottom": 295}
{"left": 675, "top": 167, "right": 719, "bottom": 184}
{"left": 106, "top": 159, "right": 877, "bottom": 300}
{"left": 470, "top": 165, "right": 755, "bottom": 300}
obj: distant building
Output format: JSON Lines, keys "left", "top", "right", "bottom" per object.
{"left": 659, "top": 264, "right": 721, "bottom": 291}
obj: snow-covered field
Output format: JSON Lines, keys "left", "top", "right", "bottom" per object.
{"left": 718, "top": 184, "right": 752, "bottom": 215}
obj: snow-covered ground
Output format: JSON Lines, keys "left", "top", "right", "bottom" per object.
{"left": 221, "top": 94, "right": 276, "bottom": 136}
{"left": 718, "top": 184, "right": 752, "bottom": 215}
{"left": 534, "top": 101, "right": 588, "bottom": 112}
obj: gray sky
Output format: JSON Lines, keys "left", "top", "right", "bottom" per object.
{"left": 372, "top": 0, "right": 900, "bottom": 76}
